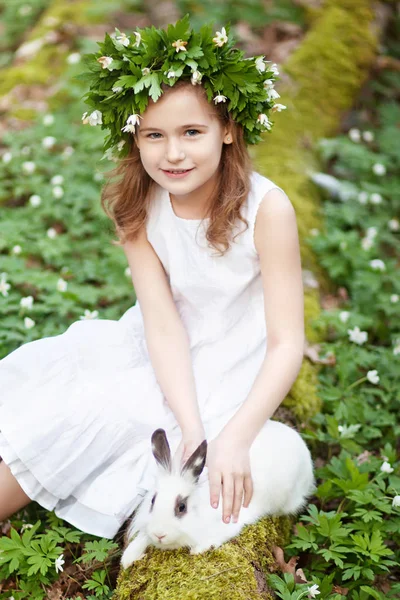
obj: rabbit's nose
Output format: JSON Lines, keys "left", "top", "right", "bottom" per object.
{"left": 156, "top": 533, "right": 166, "bottom": 541}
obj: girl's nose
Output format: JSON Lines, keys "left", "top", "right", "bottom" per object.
{"left": 166, "top": 140, "right": 185, "bottom": 162}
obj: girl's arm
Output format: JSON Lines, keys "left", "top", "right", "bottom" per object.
{"left": 208, "top": 187, "right": 305, "bottom": 523}
{"left": 122, "top": 226, "right": 205, "bottom": 440}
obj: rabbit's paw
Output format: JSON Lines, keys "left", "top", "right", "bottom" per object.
{"left": 190, "top": 543, "right": 213, "bottom": 555}
{"left": 121, "top": 534, "right": 148, "bottom": 568}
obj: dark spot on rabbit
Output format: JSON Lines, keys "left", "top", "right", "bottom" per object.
{"left": 174, "top": 494, "right": 188, "bottom": 518}
{"left": 150, "top": 492, "right": 157, "bottom": 513}
{"left": 181, "top": 439, "right": 207, "bottom": 483}
{"left": 151, "top": 428, "right": 172, "bottom": 472}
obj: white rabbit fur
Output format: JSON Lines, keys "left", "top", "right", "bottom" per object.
{"left": 121, "top": 419, "right": 314, "bottom": 568}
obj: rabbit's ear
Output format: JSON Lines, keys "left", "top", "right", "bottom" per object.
{"left": 181, "top": 440, "right": 207, "bottom": 483}
{"left": 151, "top": 429, "right": 172, "bottom": 472}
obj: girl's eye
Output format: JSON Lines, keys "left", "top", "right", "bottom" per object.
{"left": 146, "top": 130, "right": 200, "bottom": 139}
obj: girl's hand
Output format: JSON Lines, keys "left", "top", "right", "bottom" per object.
{"left": 173, "top": 427, "right": 206, "bottom": 466}
{"left": 206, "top": 432, "right": 253, "bottom": 524}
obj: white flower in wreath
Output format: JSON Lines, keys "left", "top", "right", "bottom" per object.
{"left": 82, "top": 111, "right": 102, "bottom": 126}
{"left": 213, "top": 27, "right": 228, "bottom": 47}
{"left": 115, "top": 33, "right": 130, "bottom": 47}
{"left": 257, "top": 114, "right": 272, "bottom": 130}
{"left": 142, "top": 67, "right": 151, "bottom": 76}
{"left": 271, "top": 103, "right": 286, "bottom": 113}
{"left": 263, "top": 79, "right": 274, "bottom": 89}
{"left": 191, "top": 70, "right": 202, "bottom": 85}
{"left": 112, "top": 86, "right": 123, "bottom": 93}
{"left": 97, "top": 56, "right": 113, "bottom": 69}
{"left": 133, "top": 32, "right": 141, "bottom": 47}
{"left": 266, "top": 88, "right": 280, "bottom": 101}
{"left": 255, "top": 56, "right": 267, "bottom": 73}
{"left": 121, "top": 114, "right": 142, "bottom": 133}
{"left": 172, "top": 39, "right": 188, "bottom": 52}
{"left": 167, "top": 70, "right": 176, "bottom": 79}
{"left": 213, "top": 95, "right": 227, "bottom": 104}
{"left": 269, "top": 63, "right": 279, "bottom": 76}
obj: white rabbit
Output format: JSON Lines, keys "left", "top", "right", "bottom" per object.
{"left": 120, "top": 420, "right": 314, "bottom": 568}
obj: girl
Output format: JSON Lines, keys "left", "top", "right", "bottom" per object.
{"left": 0, "top": 18, "right": 304, "bottom": 539}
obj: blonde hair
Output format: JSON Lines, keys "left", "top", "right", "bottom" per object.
{"left": 101, "top": 80, "right": 253, "bottom": 256}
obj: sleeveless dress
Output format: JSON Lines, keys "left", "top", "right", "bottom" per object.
{"left": 0, "top": 170, "right": 286, "bottom": 539}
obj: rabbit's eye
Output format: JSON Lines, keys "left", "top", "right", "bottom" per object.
{"left": 178, "top": 502, "right": 186, "bottom": 512}
{"left": 151, "top": 495, "right": 156, "bottom": 505}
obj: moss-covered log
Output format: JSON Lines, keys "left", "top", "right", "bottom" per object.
{"left": 115, "top": 2, "right": 379, "bottom": 598}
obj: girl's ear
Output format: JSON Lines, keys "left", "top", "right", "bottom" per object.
{"left": 223, "top": 129, "right": 233, "bottom": 144}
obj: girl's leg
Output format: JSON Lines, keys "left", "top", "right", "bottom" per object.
{"left": 0, "top": 459, "right": 31, "bottom": 521}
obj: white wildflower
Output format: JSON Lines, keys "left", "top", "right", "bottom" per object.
{"left": 24, "top": 317, "right": 35, "bottom": 329}
{"left": 172, "top": 39, "right": 188, "bottom": 52}
{"left": 121, "top": 113, "right": 142, "bottom": 134}
{"left": 366, "top": 226, "right": 377, "bottom": 239}
{"left": 20, "top": 522, "right": 34, "bottom": 532}
{"left": 117, "top": 140, "right": 126, "bottom": 152}
{"left": 392, "top": 495, "right": 400, "bottom": 507}
{"left": 57, "top": 278, "right": 68, "bottom": 292}
{"left": 361, "top": 237, "right": 374, "bottom": 251}
{"left": 29, "top": 194, "right": 42, "bottom": 207}
{"left": 338, "top": 423, "right": 361, "bottom": 437}
{"left": 47, "top": 227, "right": 57, "bottom": 239}
{"left": 97, "top": 56, "right": 113, "bottom": 69}
{"left": 370, "top": 193, "right": 382, "bottom": 205}
{"left": 42, "top": 136, "right": 56, "bottom": 149}
{"left": 19, "top": 5, "right": 32, "bottom": 16}
{"left": 358, "top": 191, "right": 368, "bottom": 205}
{"left": 213, "top": 95, "right": 227, "bottom": 104}
{"left": 133, "top": 31, "right": 141, "bottom": 47}
{"left": 52, "top": 186, "right": 64, "bottom": 199}
{"left": 394, "top": 344, "right": 400, "bottom": 356}
{"left": 43, "top": 114, "right": 55, "bottom": 126}
{"left": 141, "top": 67, "right": 151, "bottom": 76}
{"left": 307, "top": 584, "right": 320, "bottom": 598}
{"left": 67, "top": 52, "right": 81, "bottom": 64}
{"left": 212, "top": 27, "right": 228, "bottom": 47}
{"left": 79, "top": 309, "right": 99, "bottom": 320}
{"left": 347, "top": 326, "right": 368, "bottom": 345}
{"left": 370, "top": 259, "right": 385, "bottom": 271}
{"left": 2, "top": 151, "right": 12, "bottom": 164}
{"left": 257, "top": 113, "right": 272, "bottom": 130}
{"left": 112, "top": 86, "right": 123, "bottom": 93}
{"left": 362, "top": 131, "right": 374, "bottom": 142}
{"left": 390, "top": 294, "right": 399, "bottom": 303}
{"left": 0, "top": 273, "right": 11, "bottom": 297}
{"left": 125, "top": 266, "right": 131, "bottom": 277}
{"left": 255, "top": 56, "right": 267, "bottom": 73}
{"left": 167, "top": 70, "right": 176, "bottom": 79}
{"left": 12, "top": 245, "right": 22, "bottom": 255}
{"left": 372, "top": 163, "right": 386, "bottom": 176}
{"left": 339, "top": 311, "right": 350, "bottom": 323}
{"left": 366, "top": 369, "right": 379, "bottom": 384}
{"left": 51, "top": 175, "right": 64, "bottom": 186}
{"left": 191, "top": 70, "right": 202, "bottom": 85}
{"left": 22, "top": 161, "right": 36, "bottom": 174}
{"left": 55, "top": 553, "right": 65, "bottom": 573}
{"left": 62, "top": 146, "right": 74, "bottom": 158}
{"left": 20, "top": 296, "right": 34, "bottom": 310}
{"left": 115, "top": 33, "right": 130, "bottom": 47}
{"left": 380, "top": 461, "right": 394, "bottom": 474}
{"left": 388, "top": 218, "right": 399, "bottom": 231}
{"left": 82, "top": 111, "right": 103, "bottom": 126}
{"left": 348, "top": 128, "right": 361, "bottom": 142}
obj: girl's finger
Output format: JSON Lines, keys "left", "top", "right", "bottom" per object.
{"left": 208, "top": 469, "right": 222, "bottom": 509}
{"left": 243, "top": 474, "right": 253, "bottom": 507}
{"left": 222, "top": 474, "right": 234, "bottom": 523}
{"left": 232, "top": 476, "right": 244, "bottom": 522}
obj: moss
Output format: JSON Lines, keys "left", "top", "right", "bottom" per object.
{"left": 0, "top": 0, "right": 118, "bottom": 99}
{"left": 115, "top": 516, "right": 289, "bottom": 600}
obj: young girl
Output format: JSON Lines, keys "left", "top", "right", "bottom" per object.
{"left": 0, "top": 17, "right": 304, "bottom": 540}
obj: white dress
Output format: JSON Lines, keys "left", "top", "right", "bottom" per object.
{"left": 0, "top": 171, "right": 286, "bottom": 539}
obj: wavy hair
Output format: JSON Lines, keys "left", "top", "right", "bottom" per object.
{"left": 101, "top": 80, "right": 253, "bottom": 256}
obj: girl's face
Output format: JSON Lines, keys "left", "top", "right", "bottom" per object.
{"left": 135, "top": 86, "right": 232, "bottom": 209}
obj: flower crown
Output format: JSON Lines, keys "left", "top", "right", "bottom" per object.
{"left": 78, "top": 14, "right": 286, "bottom": 160}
